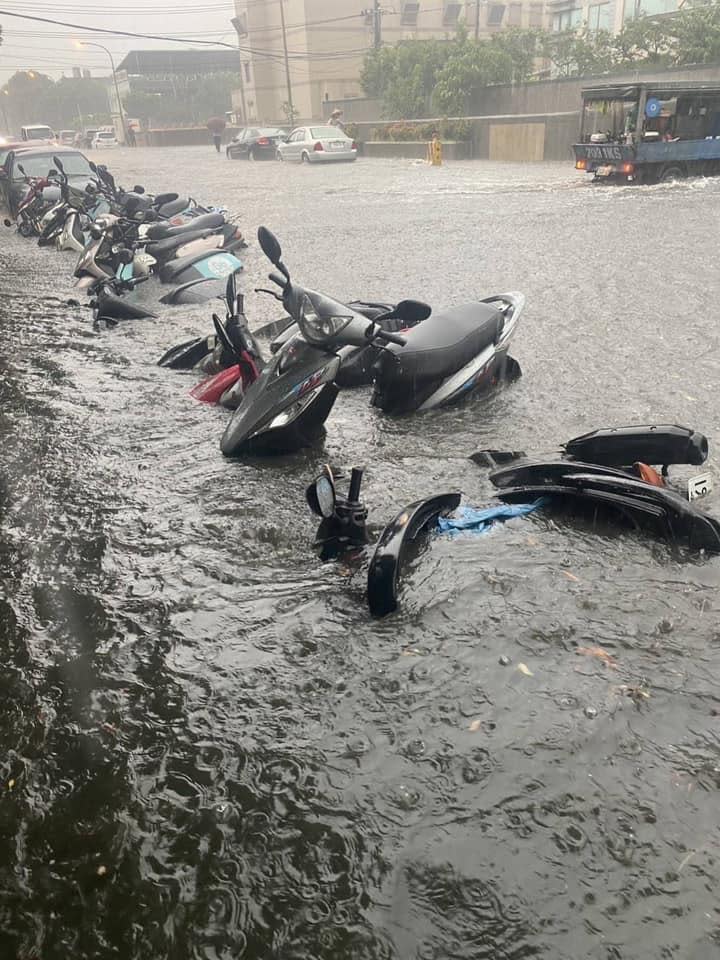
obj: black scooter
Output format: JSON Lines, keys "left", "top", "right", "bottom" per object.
{"left": 219, "top": 227, "right": 411, "bottom": 456}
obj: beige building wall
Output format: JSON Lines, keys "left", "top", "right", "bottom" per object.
{"left": 234, "top": 0, "right": 550, "bottom": 123}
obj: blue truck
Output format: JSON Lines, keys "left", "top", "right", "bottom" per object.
{"left": 574, "top": 80, "right": 720, "bottom": 183}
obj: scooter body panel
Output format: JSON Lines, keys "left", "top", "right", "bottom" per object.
{"left": 220, "top": 338, "right": 341, "bottom": 456}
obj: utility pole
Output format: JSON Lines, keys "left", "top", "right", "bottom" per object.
{"left": 475, "top": 0, "right": 481, "bottom": 40}
{"left": 278, "top": 0, "right": 295, "bottom": 124}
{"left": 230, "top": 16, "right": 248, "bottom": 125}
{"left": 362, "top": 1, "right": 383, "bottom": 49}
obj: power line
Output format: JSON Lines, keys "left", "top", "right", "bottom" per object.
{"left": 0, "top": 7, "right": 237, "bottom": 47}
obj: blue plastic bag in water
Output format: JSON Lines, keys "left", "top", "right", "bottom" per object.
{"left": 437, "top": 499, "right": 547, "bottom": 537}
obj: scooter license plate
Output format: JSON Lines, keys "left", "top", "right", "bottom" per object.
{"left": 688, "top": 472, "right": 713, "bottom": 501}
{"left": 596, "top": 165, "right": 613, "bottom": 177}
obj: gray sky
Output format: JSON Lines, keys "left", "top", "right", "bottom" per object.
{"left": 0, "top": 0, "right": 238, "bottom": 80}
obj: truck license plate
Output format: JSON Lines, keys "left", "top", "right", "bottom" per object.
{"left": 596, "top": 165, "right": 613, "bottom": 177}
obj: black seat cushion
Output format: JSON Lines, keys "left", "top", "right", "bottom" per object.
{"left": 145, "top": 229, "right": 211, "bottom": 258}
{"left": 146, "top": 212, "right": 225, "bottom": 240}
{"left": 157, "top": 197, "right": 190, "bottom": 218}
{"left": 376, "top": 302, "right": 503, "bottom": 383}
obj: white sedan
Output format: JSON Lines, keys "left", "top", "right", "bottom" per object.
{"left": 276, "top": 126, "right": 356, "bottom": 164}
{"left": 92, "top": 131, "right": 119, "bottom": 149}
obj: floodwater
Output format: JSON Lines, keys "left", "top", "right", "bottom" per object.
{"left": 1, "top": 147, "right": 720, "bottom": 960}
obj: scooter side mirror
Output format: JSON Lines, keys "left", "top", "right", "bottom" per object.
{"left": 133, "top": 185, "right": 145, "bottom": 194}
{"left": 212, "top": 313, "right": 242, "bottom": 361}
{"left": 89, "top": 160, "right": 98, "bottom": 173}
{"left": 47, "top": 168, "right": 58, "bottom": 179}
{"left": 117, "top": 248, "right": 134, "bottom": 265}
{"left": 52, "top": 155, "right": 65, "bottom": 173}
{"left": 306, "top": 466, "right": 337, "bottom": 518}
{"left": 17, "top": 163, "right": 26, "bottom": 176}
{"left": 395, "top": 299, "right": 432, "bottom": 325}
{"left": 258, "top": 226, "right": 282, "bottom": 266}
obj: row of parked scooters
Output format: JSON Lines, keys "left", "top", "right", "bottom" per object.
{"left": 6, "top": 154, "right": 719, "bottom": 615}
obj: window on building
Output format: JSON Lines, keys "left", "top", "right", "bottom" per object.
{"left": 529, "top": 4, "right": 544, "bottom": 27}
{"left": 487, "top": 4, "right": 506, "bottom": 25}
{"left": 401, "top": 1, "right": 420, "bottom": 24}
{"left": 508, "top": 2, "right": 522, "bottom": 25}
{"left": 624, "top": 0, "right": 677, "bottom": 17}
{"left": 552, "top": 6, "right": 583, "bottom": 30}
{"left": 587, "top": 2, "right": 611, "bottom": 32}
{"left": 443, "top": 2, "right": 462, "bottom": 24}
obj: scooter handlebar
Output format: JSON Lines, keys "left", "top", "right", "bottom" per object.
{"left": 375, "top": 329, "right": 407, "bottom": 347}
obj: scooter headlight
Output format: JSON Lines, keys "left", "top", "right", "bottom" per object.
{"left": 298, "top": 294, "right": 352, "bottom": 345}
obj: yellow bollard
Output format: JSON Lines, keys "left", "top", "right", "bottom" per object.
{"left": 427, "top": 132, "right": 443, "bottom": 166}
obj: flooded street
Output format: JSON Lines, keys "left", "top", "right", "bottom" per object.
{"left": 2, "top": 147, "right": 720, "bottom": 959}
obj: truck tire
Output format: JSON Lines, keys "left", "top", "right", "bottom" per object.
{"left": 659, "top": 164, "right": 685, "bottom": 182}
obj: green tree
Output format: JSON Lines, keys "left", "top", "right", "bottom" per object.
{"left": 541, "top": 28, "right": 614, "bottom": 77}
{"left": 361, "top": 40, "right": 452, "bottom": 117}
{"left": 671, "top": 2, "right": 720, "bottom": 64}
{"left": 434, "top": 34, "right": 515, "bottom": 114}
{"left": 123, "top": 72, "right": 236, "bottom": 127}
{"left": 490, "top": 28, "right": 544, "bottom": 82}
{"left": 612, "top": 16, "right": 673, "bottom": 65}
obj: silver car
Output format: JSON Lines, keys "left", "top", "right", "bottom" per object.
{"left": 276, "top": 126, "right": 357, "bottom": 164}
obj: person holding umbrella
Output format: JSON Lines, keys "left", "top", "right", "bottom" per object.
{"left": 207, "top": 115, "right": 227, "bottom": 153}
{"left": 329, "top": 109, "right": 346, "bottom": 134}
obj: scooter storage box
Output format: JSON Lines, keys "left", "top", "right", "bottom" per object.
{"left": 564, "top": 424, "right": 708, "bottom": 467}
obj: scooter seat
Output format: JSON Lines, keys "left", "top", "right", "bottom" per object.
{"left": 376, "top": 302, "right": 503, "bottom": 383}
{"left": 145, "top": 229, "right": 212, "bottom": 258}
{"left": 157, "top": 197, "right": 191, "bottom": 218}
{"left": 145, "top": 212, "right": 225, "bottom": 241}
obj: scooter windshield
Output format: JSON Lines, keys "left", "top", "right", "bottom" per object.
{"left": 295, "top": 288, "right": 370, "bottom": 348}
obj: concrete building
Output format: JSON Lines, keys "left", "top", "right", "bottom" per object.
{"left": 233, "top": 0, "right": 550, "bottom": 123}
{"left": 114, "top": 49, "right": 241, "bottom": 127}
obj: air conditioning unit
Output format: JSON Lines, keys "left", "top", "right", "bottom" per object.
{"left": 364, "top": 10, "right": 374, "bottom": 25}
{"left": 402, "top": 1, "right": 420, "bottom": 25}
{"left": 443, "top": 1, "right": 462, "bottom": 24}
{"left": 231, "top": 13, "right": 248, "bottom": 37}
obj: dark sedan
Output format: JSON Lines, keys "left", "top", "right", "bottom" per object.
{"left": 0, "top": 145, "right": 95, "bottom": 215}
{"left": 226, "top": 127, "right": 286, "bottom": 161}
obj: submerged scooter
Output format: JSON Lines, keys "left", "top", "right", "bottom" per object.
{"left": 305, "top": 425, "right": 719, "bottom": 619}
{"left": 220, "top": 227, "right": 525, "bottom": 457}
{"left": 158, "top": 297, "right": 419, "bottom": 395}
{"left": 219, "top": 227, "right": 411, "bottom": 456}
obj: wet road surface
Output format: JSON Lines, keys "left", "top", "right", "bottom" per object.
{"left": 1, "top": 147, "right": 720, "bottom": 959}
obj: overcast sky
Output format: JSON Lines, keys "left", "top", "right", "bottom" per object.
{"left": 0, "top": 0, "right": 238, "bottom": 80}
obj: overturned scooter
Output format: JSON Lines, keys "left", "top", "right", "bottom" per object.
{"left": 473, "top": 423, "right": 720, "bottom": 553}
{"left": 305, "top": 468, "right": 543, "bottom": 617}
{"left": 305, "top": 424, "right": 719, "bottom": 619}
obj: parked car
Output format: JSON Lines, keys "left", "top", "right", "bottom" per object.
{"left": 58, "top": 130, "right": 76, "bottom": 145}
{"left": 226, "top": 127, "right": 286, "bottom": 161}
{"left": 0, "top": 145, "right": 95, "bottom": 216}
{"left": 21, "top": 124, "right": 55, "bottom": 142}
{"left": 0, "top": 138, "right": 53, "bottom": 169}
{"left": 276, "top": 126, "right": 357, "bottom": 164}
{"left": 92, "top": 130, "right": 119, "bottom": 150}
